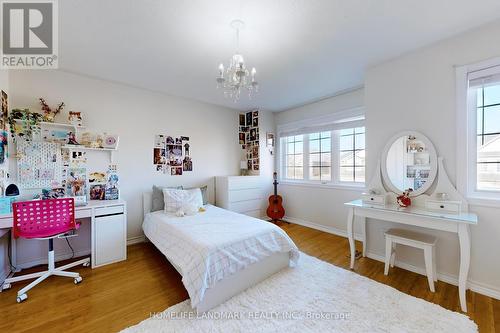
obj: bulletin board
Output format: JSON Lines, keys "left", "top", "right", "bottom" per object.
{"left": 17, "top": 141, "right": 63, "bottom": 189}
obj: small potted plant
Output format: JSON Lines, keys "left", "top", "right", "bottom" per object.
{"left": 7, "top": 108, "right": 45, "bottom": 141}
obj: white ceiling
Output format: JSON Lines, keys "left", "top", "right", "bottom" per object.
{"left": 59, "top": 0, "right": 500, "bottom": 112}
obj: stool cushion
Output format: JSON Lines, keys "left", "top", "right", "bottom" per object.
{"left": 385, "top": 228, "right": 437, "bottom": 245}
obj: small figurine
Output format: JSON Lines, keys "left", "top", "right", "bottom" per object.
{"left": 68, "top": 111, "right": 83, "bottom": 127}
{"left": 397, "top": 188, "right": 413, "bottom": 207}
{"left": 67, "top": 131, "right": 79, "bottom": 145}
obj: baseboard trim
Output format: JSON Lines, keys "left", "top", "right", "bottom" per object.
{"left": 285, "top": 215, "right": 500, "bottom": 301}
{"left": 284, "top": 216, "right": 364, "bottom": 241}
{"left": 127, "top": 235, "right": 146, "bottom": 246}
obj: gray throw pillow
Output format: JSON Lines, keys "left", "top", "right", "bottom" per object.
{"left": 199, "top": 185, "right": 208, "bottom": 205}
{"left": 152, "top": 185, "right": 183, "bottom": 212}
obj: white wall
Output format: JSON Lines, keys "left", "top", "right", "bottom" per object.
{"left": 365, "top": 19, "right": 500, "bottom": 297}
{"left": 7, "top": 70, "right": 248, "bottom": 267}
{"left": 0, "top": 69, "right": 9, "bottom": 281}
{"left": 274, "top": 88, "right": 366, "bottom": 235}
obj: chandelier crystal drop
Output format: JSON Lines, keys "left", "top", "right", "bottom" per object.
{"left": 216, "top": 20, "right": 258, "bottom": 101}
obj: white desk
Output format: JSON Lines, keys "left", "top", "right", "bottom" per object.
{"left": 0, "top": 200, "right": 127, "bottom": 272}
{"left": 345, "top": 199, "right": 477, "bottom": 312}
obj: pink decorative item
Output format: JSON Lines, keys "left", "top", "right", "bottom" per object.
{"left": 396, "top": 188, "right": 413, "bottom": 207}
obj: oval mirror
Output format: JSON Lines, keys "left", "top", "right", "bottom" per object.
{"left": 381, "top": 131, "right": 438, "bottom": 197}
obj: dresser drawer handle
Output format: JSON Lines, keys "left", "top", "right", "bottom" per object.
{"left": 440, "top": 205, "right": 444, "bottom": 209}
{"left": 370, "top": 198, "right": 374, "bottom": 201}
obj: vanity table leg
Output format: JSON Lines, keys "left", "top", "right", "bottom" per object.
{"left": 458, "top": 224, "right": 471, "bottom": 312}
{"left": 361, "top": 217, "right": 366, "bottom": 257}
{"left": 347, "top": 207, "right": 355, "bottom": 269}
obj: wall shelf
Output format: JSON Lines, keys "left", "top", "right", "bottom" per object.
{"left": 61, "top": 145, "right": 117, "bottom": 151}
{"left": 61, "top": 145, "right": 117, "bottom": 163}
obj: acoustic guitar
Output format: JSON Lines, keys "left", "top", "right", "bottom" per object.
{"left": 266, "top": 172, "right": 285, "bottom": 223}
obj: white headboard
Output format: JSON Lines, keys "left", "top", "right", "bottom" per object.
{"left": 143, "top": 191, "right": 153, "bottom": 218}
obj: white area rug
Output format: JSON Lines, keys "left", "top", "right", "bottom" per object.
{"left": 122, "top": 252, "right": 477, "bottom": 333}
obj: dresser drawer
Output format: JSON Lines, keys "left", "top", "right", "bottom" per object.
{"left": 227, "top": 176, "right": 261, "bottom": 190}
{"left": 425, "top": 200, "right": 461, "bottom": 214}
{"left": 228, "top": 199, "right": 262, "bottom": 213}
{"left": 361, "top": 193, "right": 386, "bottom": 205}
{"left": 243, "top": 209, "right": 262, "bottom": 218}
{"left": 228, "top": 188, "right": 262, "bottom": 203}
{"left": 95, "top": 205, "right": 124, "bottom": 217}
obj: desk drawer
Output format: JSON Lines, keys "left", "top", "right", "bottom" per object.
{"left": 0, "top": 217, "right": 12, "bottom": 229}
{"left": 75, "top": 208, "right": 92, "bottom": 219}
{"left": 95, "top": 205, "right": 124, "bottom": 217}
{"left": 361, "top": 194, "right": 386, "bottom": 205}
{"left": 425, "top": 200, "right": 461, "bottom": 214}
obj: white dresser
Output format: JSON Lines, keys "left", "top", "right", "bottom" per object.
{"left": 215, "top": 176, "right": 263, "bottom": 218}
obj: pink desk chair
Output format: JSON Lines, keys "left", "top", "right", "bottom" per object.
{"left": 3, "top": 198, "right": 90, "bottom": 303}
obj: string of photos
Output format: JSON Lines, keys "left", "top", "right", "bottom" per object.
{"left": 239, "top": 109, "right": 260, "bottom": 174}
{"left": 153, "top": 135, "right": 192, "bottom": 176}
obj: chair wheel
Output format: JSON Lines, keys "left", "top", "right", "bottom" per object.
{"left": 2, "top": 283, "right": 11, "bottom": 290}
{"left": 17, "top": 294, "right": 27, "bottom": 303}
{"left": 74, "top": 277, "right": 83, "bottom": 284}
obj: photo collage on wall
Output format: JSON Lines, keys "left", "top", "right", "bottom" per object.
{"left": 239, "top": 109, "right": 260, "bottom": 173}
{"left": 153, "top": 135, "right": 192, "bottom": 176}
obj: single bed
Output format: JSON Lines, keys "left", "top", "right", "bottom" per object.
{"left": 142, "top": 192, "right": 299, "bottom": 312}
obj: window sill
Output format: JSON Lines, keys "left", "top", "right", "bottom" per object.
{"left": 467, "top": 195, "right": 500, "bottom": 208}
{"left": 279, "top": 180, "right": 366, "bottom": 191}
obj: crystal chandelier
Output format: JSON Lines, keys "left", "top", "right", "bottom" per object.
{"left": 216, "top": 20, "right": 258, "bottom": 101}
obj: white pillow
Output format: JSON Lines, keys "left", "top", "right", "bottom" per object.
{"left": 163, "top": 188, "right": 203, "bottom": 214}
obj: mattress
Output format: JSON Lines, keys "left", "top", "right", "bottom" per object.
{"left": 142, "top": 204, "right": 299, "bottom": 308}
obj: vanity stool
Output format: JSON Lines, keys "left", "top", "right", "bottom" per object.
{"left": 384, "top": 228, "right": 437, "bottom": 292}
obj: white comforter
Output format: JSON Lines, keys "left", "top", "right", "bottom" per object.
{"left": 142, "top": 205, "right": 299, "bottom": 308}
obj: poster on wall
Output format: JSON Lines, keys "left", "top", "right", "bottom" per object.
{"left": 239, "top": 109, "right": 260, "bottom": 175}
{"left": 153, "top": 135, "right": 192, "bottom": 176}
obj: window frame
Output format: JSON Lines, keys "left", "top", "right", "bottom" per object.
{"left": 277, "top": 108, "right": 366, "bottom": 190}
{"left": 456, "top": 57, "right": 500, "bottom": 206}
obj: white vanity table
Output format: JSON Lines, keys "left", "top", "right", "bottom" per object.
{"left": 346, "top": 131, "right": 478, "bottom": 313}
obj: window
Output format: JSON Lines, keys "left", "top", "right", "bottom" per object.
{"left": 457, "top": 60, "right": 500, "bottom": 202}
{"left": 475, "top": 83, "right": 500, "bottom": 190}
{"left": 284, "top": 135, "right": 304, "bottom": 180}
{"left": 339, "top": 127, "right": 365, "bottom": 183}
{"left": 309, "top": 132, "right": 331, "bottom": 181}
{"left": 279, "top": 112, "right": 365, "bottom": 187}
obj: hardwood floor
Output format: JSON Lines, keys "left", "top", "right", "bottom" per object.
{"left": 1, "top": 223, "right": 499, "bottom": 332}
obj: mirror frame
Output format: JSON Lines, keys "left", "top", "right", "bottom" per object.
{"left": 381, "top": 130, "right": 438, "bottom": 197}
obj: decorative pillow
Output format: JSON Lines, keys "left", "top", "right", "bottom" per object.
{"left": 163, "top": 188, "right": 203, "bottom": 213}
{"left": 187, "top": 185, "right": 208, "bottom": 205}
{"left": 152, "top": 185, "right": 183, "bottom": 212}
